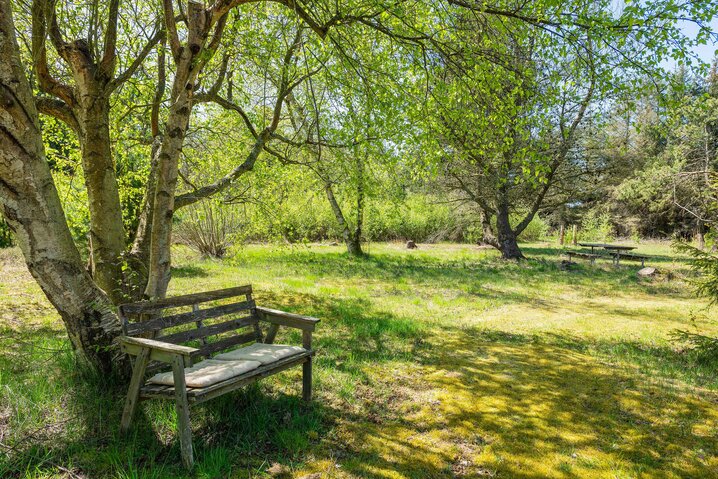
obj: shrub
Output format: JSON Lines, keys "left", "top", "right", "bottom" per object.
{"left": 579, "top": 210, "right": 615, "bottom": 242}
{"left": 174, "top": 200, "right": 244, "bottom": 258}
{"left": 515, "top": 214, "right": 549, "bottom": 242}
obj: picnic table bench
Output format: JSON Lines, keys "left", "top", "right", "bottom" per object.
{"left": 117, "top": 285, "right": 319, "bottom": 469}
{"left": 611, "top": 252, "right": 650, "bottom": 267}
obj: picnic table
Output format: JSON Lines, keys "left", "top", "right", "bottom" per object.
{"left": 574, "top": 243, "right": 649, "bottom": 267}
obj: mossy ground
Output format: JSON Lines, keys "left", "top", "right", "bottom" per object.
{"left": 1, "top": 242, "right": 717, "bottom": 478}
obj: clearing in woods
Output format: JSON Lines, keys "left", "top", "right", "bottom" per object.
{"left": 1, "top": 242, "right": 717, "bottom": 478}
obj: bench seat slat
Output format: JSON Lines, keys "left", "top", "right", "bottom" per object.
{"left": 126, "top": 300, "right": 255, "bottom": 335}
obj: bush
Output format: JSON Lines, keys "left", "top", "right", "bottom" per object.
{"left": 174, "top": 200, "right": 245, "bottom": 258}
{"left": 579, "top": 210, "right": 615, "bottom": 242}
{"left": 515, "top": 214, "right": 549, "bottom": 242}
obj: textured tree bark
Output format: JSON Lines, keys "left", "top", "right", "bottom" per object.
{"left": 495, "top": 200, "right": 524, "bottom": 260}
{"left": 0, "top": 2, "right": 122, "bottom": 373}
{"left": 352, "top": 154, "right": 365, "bottom": 256}
{"left": 696, "top": 222, "right": 705, "bottom": 250}
{"left": 144, "top": 2, "right": 228, "bottom": 299}
{"left": 144, "top": 69, "right": 194, "bottom": 299}
{"left": 77, "top": 91, "right": 126, "bottom": 302}
{"left": 31, "top": 0, "right": 129, "bottom": 302}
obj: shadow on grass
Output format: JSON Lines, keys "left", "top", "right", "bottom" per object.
{"left": 171, "top": 265, "right": 209, "bottom": 278}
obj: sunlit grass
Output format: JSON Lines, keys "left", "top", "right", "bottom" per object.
{"left": 1, "top": 241, "right": 717, "bottom": 478}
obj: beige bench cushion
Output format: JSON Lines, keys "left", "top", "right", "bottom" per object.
{"left": 213, "top": 343, "right": 306, "bottom": 365}
{"left": 148, "top": 359, "right": 261, "bottom": 388}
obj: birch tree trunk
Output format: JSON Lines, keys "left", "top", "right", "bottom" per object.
{"left": 0, "top": 1, "right": 122, "bottom": 373}
{"left": 76, "top": 89, "right": 126, "bottom": 302}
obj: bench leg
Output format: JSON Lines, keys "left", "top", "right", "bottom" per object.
{"left": 302, "top": 357, "right": 312, "bottom": 402}
{"left": 172, "top": 356, "right": 194, "bottom": 469}
{"left": 121, "top": 348, "right": 150, "bottom": 433}
{"left": 302, "top": 330, "right": 313, "bottom": 402}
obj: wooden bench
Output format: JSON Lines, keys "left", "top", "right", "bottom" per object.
{"left": 612, "top": 252, "right": 650, "bottom": 267}
{"left": 565, "top": 251, "right": 601, "bottom": 265}
{"left": 117, "top": 285, "right": 319, "bottom": 469}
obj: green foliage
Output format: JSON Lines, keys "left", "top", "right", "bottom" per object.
{"left": 363, "top": 195, "right": 456, "bottom": 242}
{"left": 675, "top": 242, "right": 718, "bottom": 305}
{"left": 516, "top": 214, "right": 549, "bottom": 242}
{"left": 0, "top": 218, "right": 13, "bottom": 248}
{"left": 671, "top": 243, "right": 718, "bottom": 362}
{"left": 579, "top": 210, "right": 615, "bottom": 242}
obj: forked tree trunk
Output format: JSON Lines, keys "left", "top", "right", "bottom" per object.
{"left": 31, "top": 0, "right": 128, "bottom": 302}
{"left": 0, "top": 4, "right": 122, "bottom": 373}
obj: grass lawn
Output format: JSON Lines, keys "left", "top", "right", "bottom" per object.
{"left": 1, "top": 241, "right": 717, "bottom": 478}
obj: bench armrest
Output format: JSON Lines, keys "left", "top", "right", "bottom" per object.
{"left": 256, "top": 307, "right": 320, "bottom": 332}
{"left": 120, "top": 336, "right": 198, "bottom": 358}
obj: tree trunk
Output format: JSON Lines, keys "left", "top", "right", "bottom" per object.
{"left": 352, "top": 155, "right": 366, "bottom": 256}
{"left": 559, "top": 224, "right": 565, "bottom": 245}
{"left": 696, "top": 222, "right": 705, "bottom": 250}
{"left": 144, "top": 1, "right": 223, "bottom": 299}
{"left": 126, "top": 138, "right": 160, "bottom": 300}
{"left": 325, "top": 182, "right": 363, "bottom": 256}
{"left": 495, "top": 204, "right": 524, "bottom": 260}
{"left": 144, "top": 58, "right": 195, "bottom": 299}
{"left": 77, "top": 92, "right": 126, "bottom": 302}
{"left": 0, "top": 5, "right": 122, "bottom": 373}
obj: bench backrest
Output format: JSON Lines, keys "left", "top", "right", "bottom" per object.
{"left": 119, "top": 285, "right": 262, "bottom": 360}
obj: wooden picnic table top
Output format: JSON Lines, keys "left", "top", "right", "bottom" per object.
{"left": 577, "top": 242, "right": 636, "bottom": 251}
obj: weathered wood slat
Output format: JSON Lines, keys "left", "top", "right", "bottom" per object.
{"left": 172, "top": 355, "right": 194, "bottom": 469}
{"left": 126, "top": 300, "right": 256, "bottom": 335}
{"left": 264, "top": 323, "right": 279, "bottom": 344}
{"left": 120, "top": 285, "right": 253, "bottom": 314}
{"left": 121, "top": 348, "right": 150, "bottom": 432}
{"left": 158, "top": 315, "right": 256, "bottom": 344}
{"left": 192, "top": 304, "right": 208, "bottom": 346}
{"left": 256, "top": 306, "right": 320, "bottom": 331}
{"left": 120, "top": 336, "right": 198, "bottom": 355}
{"left": 192, "top": 331, "right": 259, "bottom": 359}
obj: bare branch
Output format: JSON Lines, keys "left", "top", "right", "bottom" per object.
{"left": 111, "top": 25, "right": 165, "bottom": 90}
{"left": 31, "top": 0, "right": 75, "bottom": 106}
